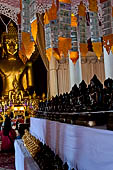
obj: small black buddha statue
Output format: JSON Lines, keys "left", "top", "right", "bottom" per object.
{"left": 77, "top": 80, "right": 88, "bottom": 111}
{"left": 103, "top": 78, "right": 112, "bottom": 110}
{"left": 88, "top": 75, "right": 104, "bottom": 111}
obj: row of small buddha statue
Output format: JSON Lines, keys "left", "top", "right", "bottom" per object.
{"left": 22, "top": 130, "right": 74, "bottom": 170}
{"left": 22, "top": 129, "right": 40, "bottom": 157}
{"left": 39, "top": 75, "right": 113, "bottom": 112}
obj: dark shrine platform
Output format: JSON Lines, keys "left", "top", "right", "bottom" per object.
{"left": 36, "top": 110, "right": 113, "bottom": 130}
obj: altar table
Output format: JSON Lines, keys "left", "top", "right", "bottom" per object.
{"left": 30, "top": 117, "right": 113, "bottom": 170}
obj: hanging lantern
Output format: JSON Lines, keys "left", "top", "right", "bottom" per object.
{"left": 21, "top": 0, "right": 31, "bottom": 33}
{"left": 44, "top": 12, "right": 52, "bottom": 61}
{"left": 101, "top": 0, "right": 113, "bottom": 54}
{"left": 58, "top": 0, "right": 71, "bottom": 38}
{"left": 58, "top": 0, "right": 72, "bottom": 57}
{"left": 69, "top": 14, "right": 79, "bottom": 64}
{"left": 29, "top": 0, "right": 37, "bottom": 23}
{"left": 44, "top": 1, "right": 60, "bottom": 61}
{"left": 19, "top": 0, "right": 35, "bottom": 61}
{"left": 30, "top": 0, "right": 37, "bottom": 42}
{"left": 78, "top": 1, "right": 88, "bottom": 57}
{"left": 103, "top": 35, "right": 113, "bottom": 54}
{"left": 48, "top": 2, "right": 59, "bottom": 55}
{"left": 88, "top": 0, "right": 102, "bottom": 60}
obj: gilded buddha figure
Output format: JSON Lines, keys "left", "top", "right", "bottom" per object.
{"left": 0, "top": 22, "right": 34, "bottom": 96}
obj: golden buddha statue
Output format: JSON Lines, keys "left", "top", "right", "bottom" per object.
{"left": 8, "top": 76, "right": 24, "bottom": 103}
{"left": 42, "top": 93, "right": 46, "bottom": 102}
{"left": 7, "top": 40, "right": 17, "bottom": 61}
{"left": 0, "top": 22, "right": 34, "bottom": 96}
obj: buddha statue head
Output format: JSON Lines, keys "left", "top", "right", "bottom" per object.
{"left": 8, "top": 41, "right": 16, "bottom": 55}
{"left": 7, "top": 41, "right": 17, "bottom": 60}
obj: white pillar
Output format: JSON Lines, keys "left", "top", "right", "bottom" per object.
{"left": 69, "top": 57, "right": 82, "bottom": 90}
{"left": 104, "top": 48, "right": 113, "bottom": 79}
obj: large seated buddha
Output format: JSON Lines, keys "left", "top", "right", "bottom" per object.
{"left": 0, "top": 22, "right": 34, "bottom": 96}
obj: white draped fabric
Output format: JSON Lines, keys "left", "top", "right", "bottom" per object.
{"left": 69, "top": 58, "right": 82, "bottom": 89}
{"left": 14, "top": 139, "right": 40, "bottom": 170}
{"left": 104, "top": 48, "right": 113, "bottom": 79}
{"left": 81, "top": 59, "right": 105, "bottom": 85}
{"left": 30, "top": 117, "right": 113, "bottom": 170}
{"left": 58, "top": 61, "right": 70, "bottom": 95}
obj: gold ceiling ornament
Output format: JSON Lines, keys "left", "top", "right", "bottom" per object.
{"left": 53, "top": 48, "right": 61, "bottom": 60}
{"left": 47, "top": 1, "right": 57, "bottom": 21}
{"left": 69, "top": 51, "right": 79, "bottom": 64}
{"left": 21, "top": 32, "right": 35, "bottom": 59}
{"left": 111, "top": 46, "right": 113, "bottom": 54}
{"left": 46, "top": 48, "right": 52, "bottom": 61}
{"left": 44, "top": 11, "right": 50, "bottom": 25}
{"left": 103, "top": 34, "right": 113, "bottom": 55}
{"left": 71, "top": 14, "right": 77, "bottom": 27}
{"left": 92, "top": 42, "right": 102, "bottom": 60}
{"left": 88, "top": 0, "right": 98, "bottom": 12}
{"left": 78, "top": 1, "right": 86, "bottom": 17}
{"left": 59, "top": 0, "right": 71, "bottom": 3}
{"left": 58, "top": 37, "right": 72, "bottom": 57}
{"left": 79, "top": 43, "right": 88, "bottom": 57}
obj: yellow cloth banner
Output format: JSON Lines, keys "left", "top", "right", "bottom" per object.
{"left": 59, "top": 0, "right": 71, "bottom": 3}
{"left": 31, "top": 19, "right": 37, "bottom": 42}
{"left": 46, "top": 48, "right": 52, "bottom": 61}
{"left": 78, "top": 1, "right": 86, "bottom": 16}
{"left": 92, "top": 42, "right": 102, "bottom": 60}
{"left": 44, "top": 12, "right": 50, "bottom": 25}
{"left": 22, "top": 32, "right": 35, "bottom": 59}
{"left": 80, "top": 43, "right": 88, "bottom": 57}
{"left": 53, "top": 48, "right": 61, "bottom": 60}
{"left": 88, "top": 0, "right": 98, "bottom": 12}
{"left": 71, "top": 14, "right": 77, "bottom": 27}
{"left": 103, "top": 34, "right": 113, "bottom": 54}
{"left": 111, "top": 46, "right": 113, "bottom": 54}
{"left": 44, "top": 2, "right": 57, "bottom": 24}
{"left": 19, "top": 42, "right": 27, "bottom": 64}
{"left": 58, "top": 37, "right": 72, "bottom": 57}
{"left": 48, "top": 2, "right": 57, "bottom": 21}
{"left": 69, "top": 51, "right": 79, "bottom": 64}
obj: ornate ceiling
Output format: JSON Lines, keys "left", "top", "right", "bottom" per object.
{"left": 0, "top": 0, "right": 20, "bottom": 24}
